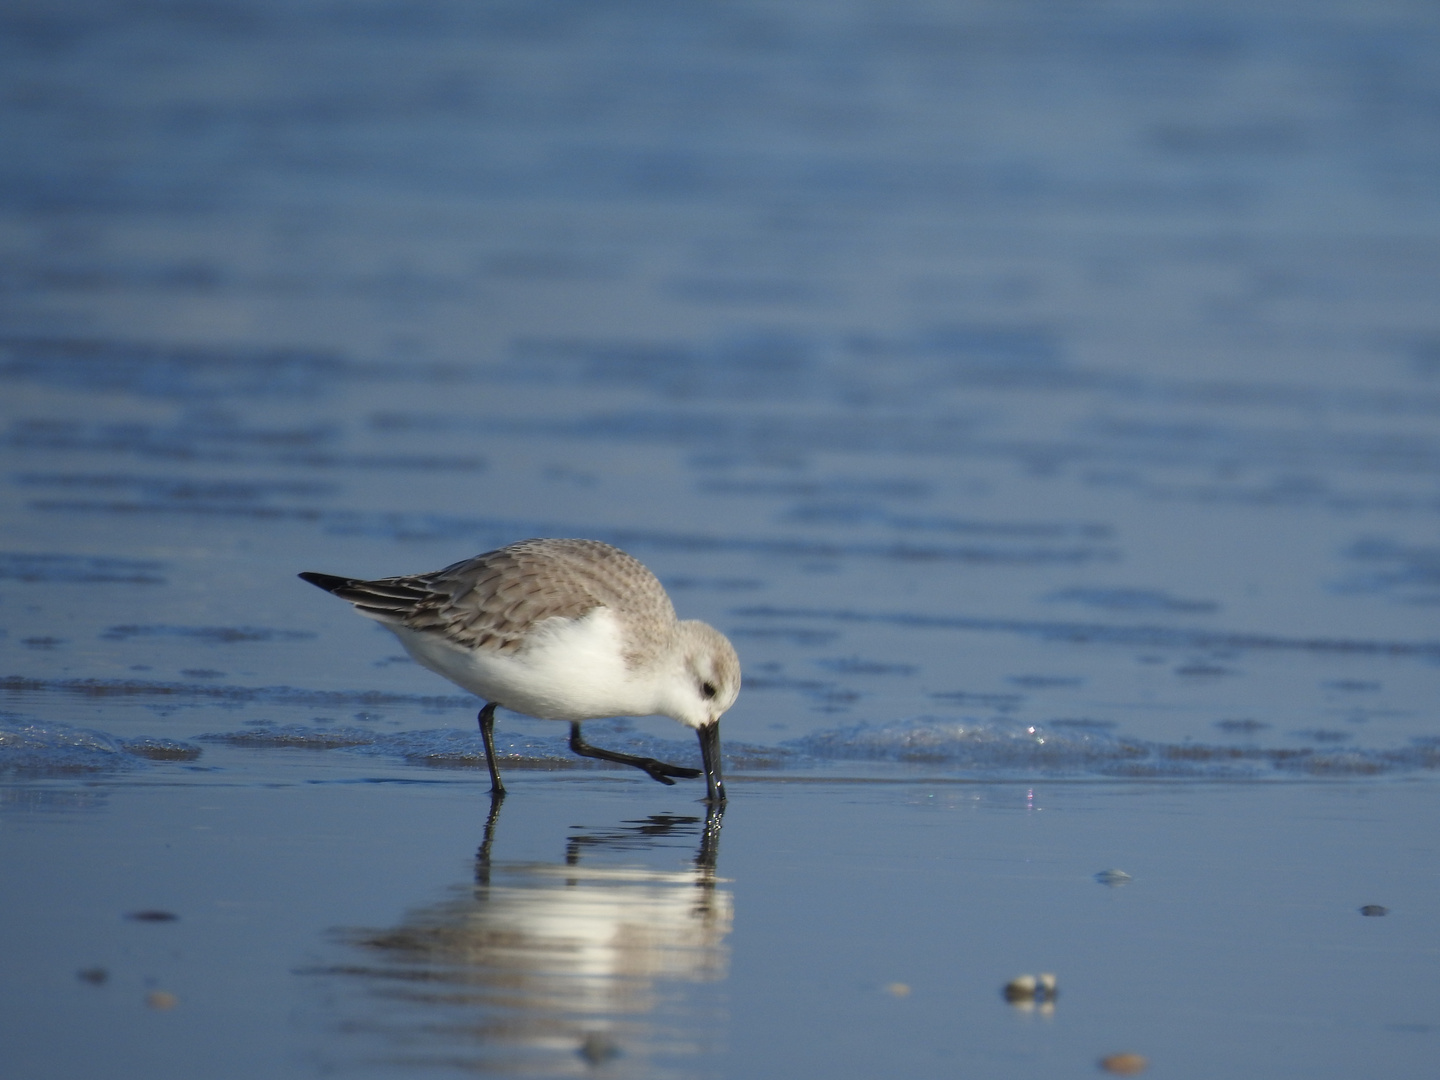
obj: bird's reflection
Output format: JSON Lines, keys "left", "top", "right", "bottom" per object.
{"left": 328, "top": 798, "right": 731, "bottom": 1076}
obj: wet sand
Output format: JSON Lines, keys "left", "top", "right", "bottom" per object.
{"left": 3, "top": 768, "right": 1436, "bottom": 1078}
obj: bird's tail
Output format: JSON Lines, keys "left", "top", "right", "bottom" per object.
{"left": 298, "top": 571, "right": 353, "bottom": 594}
{"left": 298, "top": 570, "right": 435, "bottom": 622}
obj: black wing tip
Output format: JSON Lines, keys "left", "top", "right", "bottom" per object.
{"left": 298, "top": 571, "right": 353, "bottom": 594}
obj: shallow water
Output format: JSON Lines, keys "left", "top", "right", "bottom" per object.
{"left": 4, "top": 774, "right": 1438, "bottom": 1078}
{"left": 3, "top": 0, "right": 1440, "bottom": 1075}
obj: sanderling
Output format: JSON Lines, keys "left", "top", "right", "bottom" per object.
{"left": 300, "top": 538, "right": 738, "bottom": 802}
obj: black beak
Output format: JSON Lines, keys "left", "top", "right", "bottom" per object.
{"left": 698, "top": 721, "right": 726, "bottom": 805}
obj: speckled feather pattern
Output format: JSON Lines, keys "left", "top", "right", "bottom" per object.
{"left": 323, "top": 538, "right": 678, "bottom": 668}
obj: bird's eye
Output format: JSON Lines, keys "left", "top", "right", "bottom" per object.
{"left": 701, "top": 681, "right": 717, "bottom": 699}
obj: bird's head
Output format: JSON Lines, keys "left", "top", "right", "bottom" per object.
{"left": 665, "top": 620, "right": 741, "bottom": 729}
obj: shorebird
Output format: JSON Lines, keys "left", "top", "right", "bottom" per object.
{"left": 299, "top": 538, "right": 738, "bottom": 802}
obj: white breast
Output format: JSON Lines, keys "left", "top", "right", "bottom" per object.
{"left": 387, "top": 608, "right": 667, "bottom": 722}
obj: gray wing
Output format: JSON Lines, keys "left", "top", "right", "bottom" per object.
{"left": 303, "top": 539, "right": 676, "bottom": 664}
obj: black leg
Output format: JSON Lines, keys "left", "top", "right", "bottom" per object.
{"left": 568, "top": 722, "right": 701, "bottom": 785}
{"left": 477, "top": 702, "right": 506, "bottom": 796}
{"left": 697, "top": 721, "right": 726, "bottom": 805}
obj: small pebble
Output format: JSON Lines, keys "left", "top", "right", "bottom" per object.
{"left": 1095, "top": 869, "right": 1133, "bottom": 887}
{"left": 884, "top": 982, "right": 911, "bottom": 998}
{"left": 76, "top": 967, "right": 109, "bottom": 985}
{"left": 1004, "top": 974, "right": 1038, "bottom": 1002}
{"left": 146, "top": 991, "right": 178, "bottom": 1011}
{"left": 126, "top": 910, "right": 179, "bottom": 922}
{"left": 578, "top": 1033, "right": 621, "bottom": 1066}
{"left": 1359, "top": 905, "right": 1389, "bottom": 917}
{"left": 1003, "top": 973, "right": 1058, "bottom": 1003}
{"left": 1099, "top": 1052, "right": 1148, "bottom": 1074}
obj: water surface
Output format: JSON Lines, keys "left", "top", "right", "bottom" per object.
{"left": 3, "top": 0, "right": 1439, "bottom": 1075}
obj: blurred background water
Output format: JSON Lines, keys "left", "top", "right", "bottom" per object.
{"left": 4, "top": 0, "right": 1439, "bottom": 778}
{"left": 2, "top": 1, "right": 1439, "bottom": 1076}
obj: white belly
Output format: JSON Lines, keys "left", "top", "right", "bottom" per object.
{"left": 385, "top": 609, "right": 664, "bottom": 722}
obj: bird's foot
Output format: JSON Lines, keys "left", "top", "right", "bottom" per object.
{"left": 637, "top": 758, "right": 702, "bottom": 785}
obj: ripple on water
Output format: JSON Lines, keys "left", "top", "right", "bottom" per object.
{"left": 0, "top": 720, "right": 199, "bottom": 775}
{"left": 729, "top": 605, "right": 1440, "bottom": 659}
{"left": 5, "top": 714, "right": 1432, "bottom": 783}
{"left": 98, "top": 625, "right": 317, "bottom": 644}
{"left": 0, "top": 552, "right": 167, "bottom": 585}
